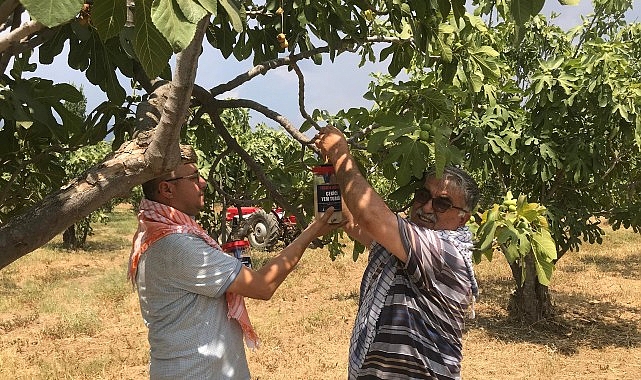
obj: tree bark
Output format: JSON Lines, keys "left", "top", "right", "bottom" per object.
{"left": 0, "top": 16, "right": 210, "bottom": 271}
{"left": 0, "top": 19, "right": 43, "bottom": 51}
{"left": 508, "top": 252, "right": 554, "bottom": 324}
{"left": 0, "top": 144, "right": 150, "bottom": 269}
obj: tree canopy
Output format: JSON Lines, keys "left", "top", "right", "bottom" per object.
{"left": 0, "top": 0, "right": 639, "bottom": 276}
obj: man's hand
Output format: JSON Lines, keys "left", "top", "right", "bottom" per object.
{"left": 313, "top": 126, "right": 407, "bottom": 263}
{"left": 305, "top": 207, "right": 347, "bottom": 238}
{"left": 314, "top": 126, "right": 350, "bottom": 164}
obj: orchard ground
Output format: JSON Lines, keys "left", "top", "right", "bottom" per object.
{"left": 1, "top": 204, "right": 640, "bottom": 379}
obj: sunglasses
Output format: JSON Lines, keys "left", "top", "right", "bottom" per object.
{"left": 164, "top": 171, "right": 201, "bottom": 183}
{"left": 413, "top": 188, "right": 469, "bottom": 213}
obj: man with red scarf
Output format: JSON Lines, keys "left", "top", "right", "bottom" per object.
{"left": 129, "top": 145, "right": 342, "bottom": 379}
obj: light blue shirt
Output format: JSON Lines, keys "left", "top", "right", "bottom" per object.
{"left": 136, "top": 233, "right": 249, "bottom": 380}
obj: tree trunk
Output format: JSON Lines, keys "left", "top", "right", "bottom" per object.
{"left": 508, "top": 252, "right": 554, "bottom": 324}
{"left": 62, "top": 225, "right": 78, "bottom": 249}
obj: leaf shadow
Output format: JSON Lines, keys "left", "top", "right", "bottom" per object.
{"left": 468, "top": 250, "right": 641, "bottom": 356}
{"left": 573, "top": 250, "right": 641, "bottom": 279}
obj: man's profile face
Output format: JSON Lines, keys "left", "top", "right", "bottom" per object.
{"left": 160, "top": 163, "right": 206, "bottom": 217}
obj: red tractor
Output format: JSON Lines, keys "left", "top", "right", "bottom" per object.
{"left": 225, "top": 206, "right": 301, "bottom": 251}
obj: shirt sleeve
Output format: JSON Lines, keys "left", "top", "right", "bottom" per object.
{"left": 155, "top": 233, "right": 242, "bottom": 298}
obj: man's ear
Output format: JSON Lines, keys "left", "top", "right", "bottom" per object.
{"left": 158, "top": 181, "right": 174, "bottom": 198}
{"left": 459, "top": 212, "right": 471, "bottom": 227}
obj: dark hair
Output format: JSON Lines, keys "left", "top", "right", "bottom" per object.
{"left": 142, "top": 179, "right": 162, "bottom": 201}
{"left": 424, "top": 166, "right": 480, "bottom": 212}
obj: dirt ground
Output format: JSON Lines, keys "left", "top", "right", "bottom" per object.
{"left": 1, "top": 207, "right": 640, "bottom": 379}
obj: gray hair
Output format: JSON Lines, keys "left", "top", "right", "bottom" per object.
{"left": 424, "top": 166, "right": 480, "bottom": 212}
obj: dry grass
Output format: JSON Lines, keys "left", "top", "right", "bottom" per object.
{"left": 464, "top": 227, "right": 641, "bottom": 380}
{"left": 1, "top": 205, "right": 640, "bottom": 379}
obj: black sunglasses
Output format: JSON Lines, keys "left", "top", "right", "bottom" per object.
{"left": 413, "top": 188, "right": 469, "bottom": 213}
{"left": 164, "top": 171, "right": 201, "bottom": 182}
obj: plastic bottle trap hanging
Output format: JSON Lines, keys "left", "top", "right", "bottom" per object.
{"left": 312, "top": 164, "right": 343, "bottom": 224}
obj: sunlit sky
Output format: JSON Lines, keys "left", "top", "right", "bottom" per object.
{"left": 28, "top": 1, "right": 641, "bottom": 130}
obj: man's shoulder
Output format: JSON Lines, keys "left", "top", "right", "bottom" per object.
{"left": 148, "top": 233, "right": 212, "bottom": 252}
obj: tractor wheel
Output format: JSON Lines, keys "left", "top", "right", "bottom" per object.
{"left": 246, "top": 210, "right": 280, "bottom": 251}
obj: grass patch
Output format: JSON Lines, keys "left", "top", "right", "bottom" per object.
{"left": 42, "top": 309, "right": 101, "bottom": 339}
{"left": 0, "top": 312, "right": 39, "bottom": 332}
{"left": 95, "top": 267, "right": 132, "bottom": 304}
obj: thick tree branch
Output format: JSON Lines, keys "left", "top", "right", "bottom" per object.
{"left": 0, "top": 18, "right": 44, "bottom": 53}
{"left": 0, "top": 145, "right": 151, "bottom": 270}
{"left": 0, "top": 27, "right": 55, "bottom": 69}
{"left": 146, "top": 16, "right": 209, "bottom": 173}
{"left": 210, "top": 96, "right": 319, "bottom": 153}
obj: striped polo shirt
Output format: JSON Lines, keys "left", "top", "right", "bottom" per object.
{"left": 348, "top": 216, "right": 474, "bottom": 379}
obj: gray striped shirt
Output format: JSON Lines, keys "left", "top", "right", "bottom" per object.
{"left": 349, "top": 216, "right": 474, "bottom": 379}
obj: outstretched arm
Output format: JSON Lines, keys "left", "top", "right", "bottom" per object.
{"left": 340, "top": 198, "right": 373, "bottom": 247}
{"left": 314, "top": 126, "right": 408, "bottom": 263}
{"left": 226, "top": 207, "right": 345, "bottom": 300}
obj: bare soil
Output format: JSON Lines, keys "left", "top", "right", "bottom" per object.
{"left": 1, "top": 206, "right": 640, "bottom": 379}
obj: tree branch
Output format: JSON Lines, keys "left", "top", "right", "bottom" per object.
{"left": 191, "top": 88, "right": 310, "bottom": 230}
{"left": 146, "top": 15, "right": 209, "bottom": 173}
{"left": 347, "top": 123, "right": 375, "bottom": 148}
{"left": 0, "top": 27, "right": 55, "bottom": 71}
{"left": 210, "top": 47, "right": 328, "bottom": 96}
{"left": 290, "top": 61, "right": 322, "bottom": 131}
{"left": 211, "top": 96, "right": 319, "bottom": 153}
{"left": 0, "top": 143, "right": 151, "bottom": 270}
{"left": 210, "top": 36, "right": 403, "bottom": 97}
{"left": 0, "top": 18, "right": 45, "bottom": 53}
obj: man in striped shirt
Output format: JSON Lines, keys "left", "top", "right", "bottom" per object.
{"left": 315, "top": 126, "right": 480, "bottom": 379}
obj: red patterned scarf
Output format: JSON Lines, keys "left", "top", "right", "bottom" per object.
{"left": 128, "top": 199, "right": 259, "bottom": 348}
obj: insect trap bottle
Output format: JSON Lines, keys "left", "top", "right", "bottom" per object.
{"left": 222, "top": 240, "right": 252, "bottom": 268}
{"left": 312, "top": 164, "right": 343, "bottom": 224}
